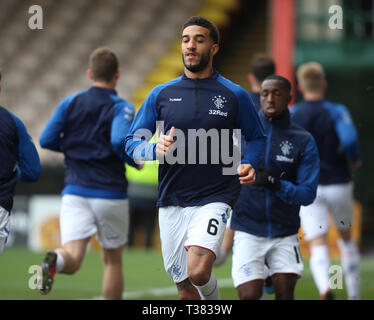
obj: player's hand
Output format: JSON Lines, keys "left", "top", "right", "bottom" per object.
{"left": 253, "top": 167, "right": 281, "bottom": 190}
{"left": 156, "top": 126, "right": 175, "bottom": 157}
{"left": 237, "top": 163, "right": 256, "bottom": 186}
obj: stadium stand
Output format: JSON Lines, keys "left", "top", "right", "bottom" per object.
{"left": 0, "top": 0, "right": 201, "bottom": 164}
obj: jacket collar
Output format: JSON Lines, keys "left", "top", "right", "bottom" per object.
{"left": 90, "top": 86, "right": 117, "bottom": 96}
{"left": 258, "top": 108, "right": 291, "bottom": 130}
{"left": 182, "top": 69, "right": 219, "bottom": 80}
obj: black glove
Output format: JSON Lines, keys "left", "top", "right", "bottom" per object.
{"left": 253, "top": 168, "right": 281, "bottom": 190}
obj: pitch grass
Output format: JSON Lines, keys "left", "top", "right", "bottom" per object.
{"left": 0, "top": 247, "right": 373, "bottom": 300}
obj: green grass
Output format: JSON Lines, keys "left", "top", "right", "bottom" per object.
{"left": 0, "top": 247, "right": 373, "bottom": 300}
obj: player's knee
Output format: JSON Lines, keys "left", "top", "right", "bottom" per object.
{"left": 238, "top": 289, "right": 263, "bottom": 300}
{"left": 275, "top": 292, "right": 294, "bottom": 300}
{"left": 188, "top": 268, "right": 210, "bottom": 286}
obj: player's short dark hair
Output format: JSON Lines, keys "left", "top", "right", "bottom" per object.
{"left": 89, "top": 47, "right": 118, "bottom": 83}
{"left": 182, "top": 16, "right": 220, "bottom": 44}
{"left": 251, "top": 56, "right": 275, "bottom": 83}
{"left": 263, "top": 74, "right": 291, "bottom": 93}
{"left": 0, "top": 71, "right": 2, "bottom": 81}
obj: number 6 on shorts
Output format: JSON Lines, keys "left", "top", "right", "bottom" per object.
{"left": 207, "top": 218, "right": 219, "bottom": 235}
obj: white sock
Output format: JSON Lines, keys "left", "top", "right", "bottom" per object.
{"left": 56, "top": 253, "right": 65, "bottom": 273}
{"left": 194, "top": 274, "right": 220, "bottom": 300}
{"left": 337, "top": 239, "right": 360, "bottom": 299}
{"left": 310, "top": 244, "right": 330, "bottom": 295}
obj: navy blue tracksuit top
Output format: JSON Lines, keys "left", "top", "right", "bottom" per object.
{"left": 125, "top": 71, "right": 267, "bottom": 208}
{"left": 0, "top": 106, "right": 41, "bottom": 211}
{"left": 290, "top": 100, "right": 360, "bottom": 185}
{"left": 40, "top": 86, "right": 138, "bottom": 199}
{"left": 231, "top": 110, "right": 320, "bottom": 238}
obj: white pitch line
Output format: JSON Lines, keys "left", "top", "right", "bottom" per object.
{"left": 89, "top": 278, "right": 234, "bottom": 300}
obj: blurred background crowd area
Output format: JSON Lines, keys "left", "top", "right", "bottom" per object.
{"left": 1, "top": 0, "right": 374, "bottom": 254}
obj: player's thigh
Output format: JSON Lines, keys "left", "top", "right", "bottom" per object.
{"left": 300, "top": 188, "right": 329, "bottom": 241}
{"left": 158, "top": 206, "right": 189, "bottom": 283}
{"left": 231, "top": 231, "right": 268, "bottom": 288}
{"left": 90, "top": 198, "right": 129, "bottom": 249}
{"left": 266, "top": 234, "right": 304, "bottom": 278}
{"left": 185, "top": 202, "right": 231, "bottom": 257}
{"left": 60, "top": 195, "right": 97, "bottom": 246}
{"left": 326, "top": 183, "right": 354, "bottom": 232}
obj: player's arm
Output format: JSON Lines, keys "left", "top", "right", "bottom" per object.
{"left": 235, "top": 89, "right": 267, "bottom": 169}
{"left": 39, "top": 95, "right": 74, "bottom": 152}
{"left": 124, "top": 89, "right": 159, "bottom": 163}
{"left": 333, "top": 104, "right": 360, "bottom": 163}
{"left": 235, "top": 89, "right": 267, "bottom": 185}
{"left": 111, "top": 100, "right": 140, "bottom": 168}
{"left": 11, "top": 114, "right": 41, "bottom": 182}
{"left": 275, "top": 136, "right": 319, "bottom": 206}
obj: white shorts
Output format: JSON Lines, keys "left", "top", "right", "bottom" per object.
{"left": 300, "top": 182, "right": 353, "bottom": 241}
{"left": 0, "top": 206, "right": 10, "bottom": 255}
{"left": 60, "top": 195, "right": 129, "bottom": 249}
{"left": 159, "top": 202, "right": 231, "bottom": 283}
{"left": 232, "top": 231, "right": 303, "bottom": 288}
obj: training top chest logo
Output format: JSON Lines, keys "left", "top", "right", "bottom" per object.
{"left": 209, "top": 95, "right": 228, "bottom": 117}
{"left": 280, "top": 140, "right": 293, "bottom": 156}
{"left": 212, "top": 95, "right": 227, "bottom": 109}
{"left": 276, "top": 140, "right": 294, "bottom": 163}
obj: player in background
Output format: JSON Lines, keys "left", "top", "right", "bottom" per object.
{"left": 291, "top": 62, "right": 361, "bottom": 300}
{"left": 215, "top": 55, "right": 276, "bottom": 268}
{"left": 231, "top": 75, "right": 319, "bottom": 299}
{"left": 125, "top": 16, "right": 266, "bottom": 300}
{"left": 0, "top": 71, "right": 42, "bottom": 255}
{"left": 38, "top": 47, "right": 141, "bottom": 299}
{"left": 247, "top": 55, "right": 276, "bottom": 112}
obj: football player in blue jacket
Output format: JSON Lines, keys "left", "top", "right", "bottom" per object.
{"left": 38, "top": 48, "right": 141, "bottom": 299}
{"left": 125, "top": 16, "right": 266, "bottom": 300}
{"left": 291, "top": 62, "right": 361, "bottom": 300}
{"left": 0, "top": 71, "right": 41, "bottom": 255}
{"left": 230, "top": 75, "right": 319, "bottom": 300}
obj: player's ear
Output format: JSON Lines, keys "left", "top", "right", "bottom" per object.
{"left": 248, "top": 73, "right": 254, "bottom": 85}
{"left": 211, "top": 43, "right": 219, "bottom": 56}
{"left": 322, "top": 79, "right": 327, "bottom": 90}
{"left": 287, "top": 94, "right": 292, "bottom": 105}
{"left": 115, "top": 69, "right": 120, "bottom": 80}
{"left": 87, "top": 69, "right": 94, "bottom": 80}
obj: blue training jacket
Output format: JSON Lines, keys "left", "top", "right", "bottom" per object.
{"left": 290, "top": 100, "right": 360, "bottom": 185}
{"left": 249, "top": 92, "right": 261, "bottom": 112}
{"left": 0, "top": 106, "right": 41, "bottom": 211}
{"left": 231, "top": 109, "right": 319, "bottom": 238}
{"left": 40, "top": 86, "right": 138, "bottom": 199}
{"left": 125, "top": 71, "right": 267, "bottom": 208}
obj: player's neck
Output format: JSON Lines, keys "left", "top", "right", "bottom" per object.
{"left": 92, "top": 81, "right": 116, "bottom": 90}
{"left": 303, "top": 91, "right": 324, "bottom": 101}
{"left": 184, "top": 66, "right": 214, "bottom": 79}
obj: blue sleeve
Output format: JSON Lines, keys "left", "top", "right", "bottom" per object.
{"left": 275, "top": 136, "right": 319, "bottom": 205}
{"left": 124, "top": 87, "right": 160, "bottom": 163}
{"left": 39, "top": 93, "right": 79, "bottom": 152}
{"left": 332, "top": 104, "right": 360, "bottom": 162}
{"left": 234, "top": 88, "right": 267, "bottom": 170}
{"left": 110, "top": 99, "right": 138, "bottom": 168}
{"left": 10, "top": 114, "right": 41, "bottom": 182}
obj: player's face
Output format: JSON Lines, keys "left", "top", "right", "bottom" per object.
{"left": 260, "top": 80, "right": 291, "bottom": 117}
{"left": 181, "top": 25, "right": 217, "bottom": 73}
